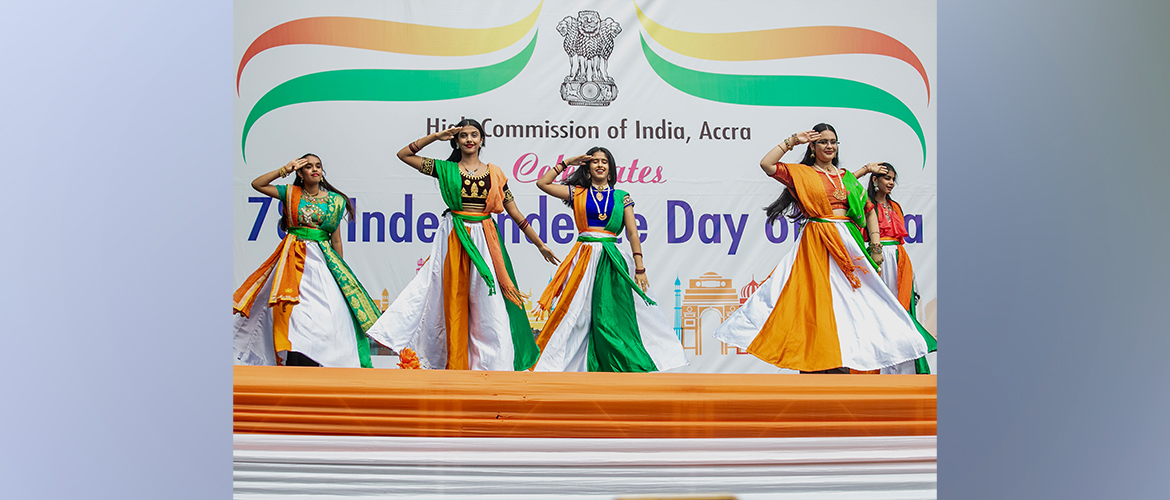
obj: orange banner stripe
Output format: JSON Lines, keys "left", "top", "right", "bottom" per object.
{"left": 234, "top": 366, "right": 937, "bottom": 438}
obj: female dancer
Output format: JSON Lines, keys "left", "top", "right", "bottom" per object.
{"left": 863, "top": 163, "right": 937, "bottom": 374}
{"left": 530, "top": 147, "right": 687, "bottom": 372}
{"left": 365, "top": 119, "right": 559, "bottom": 370}
{"left": 233, "top": 154, "right": 381, "bottom": 368}
{"left": 713, "top": 123, "right": 928, "bottom": 373}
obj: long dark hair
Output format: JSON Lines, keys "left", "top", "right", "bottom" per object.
{"left": 866, "top": 162, "right": 898, "bottom": 206}
{"left": 559, "top": 146, "right": 617, "bottom": 207}
{"left": 280, "top": 153, "right": 355, "bottom": 231}
{"left": 764, "top": 123, "right": 839, "bottom": 224}
{"left": 446, "top": 118, "right": 487, "bottom": 162}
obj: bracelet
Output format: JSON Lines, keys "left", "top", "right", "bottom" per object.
{"left": 408, "top": 140, "right": 421, "bottom": 154}
{"left": 553, "top": 161, "right": 565, "bottom": 174}
{"left": 278, "top": 166, "right": 289, "bottom": 178}
{"left": 635, "top": 268, "right": 646, "bottom": 275}
{"left": 867, "top": 243, "right": 882, "bottom": 254}
{"left": 517, "top": 218, "right": 531, "bottom": 231}
{"left": 632, "top": 252, "right": 642, "bottom": 258}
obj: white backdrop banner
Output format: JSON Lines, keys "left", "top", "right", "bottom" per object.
{"left": 234, "top": 0, "right": 937, "bottom": 373}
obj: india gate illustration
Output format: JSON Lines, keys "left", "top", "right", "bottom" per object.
{"left": 673, "top": 272, "right": 761, "bottom": 356}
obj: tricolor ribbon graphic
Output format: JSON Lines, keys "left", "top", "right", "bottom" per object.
{"left": 635, "top": 2, "right": 929, "bottom": 166}
{"left": 238, "top": 2, "right": 542, "bottom": 160}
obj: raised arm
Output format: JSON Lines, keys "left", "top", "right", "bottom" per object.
{"left": 536, "top": 154, "right": 590, "bottom": 201}
{"left": 503, "top": 199, "right": 560, "bottom": 265}
{"left": 251, "top": 157, "right": 306, "bottom": 198}
{"left": 397, "top": 126, "right": 462, "bottom": 172}
{"left": 760, "top": 130, "right": 817, "bottom": 176}
{"left": 623, "top": 205, "right": 649, "bottom": 290}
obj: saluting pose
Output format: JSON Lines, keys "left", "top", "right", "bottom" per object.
{"left": 861, "top": 163, "right": 937, "bottom": 374}
{"left": 530, "top": 147, "right": 687, "bottom": 372}
{"left": 233, "top": 154, "right": 381, "bottom": 368}
{"left": 365, "top": 119, "right": 559, "bottom": 370}
{"left": 714, "top": 123, "right": 928, "bottom": 373}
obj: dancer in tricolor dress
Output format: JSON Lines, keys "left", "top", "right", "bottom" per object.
{"left": 861, "top": 163, "right": 937, "bottom": 374}
{"left": 530, "top": 147, "right": 687, "bottom": 372}
{"left": 365, "top": 119, "right": 560, "bottom": 370}
{"left": 713, "top": 124, "right": 928, "bottom": 373}
{"left": 233, "top": 154, "right": 381, "bottom": 367}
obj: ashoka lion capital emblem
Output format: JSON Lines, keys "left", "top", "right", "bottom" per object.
{"left": 558, "top": 10, "right": 620, "bottom": 106}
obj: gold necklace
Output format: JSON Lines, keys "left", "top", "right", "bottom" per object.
{"left": 590, "top": 186, "right": 610, "bottom": 220}
{"left": 815, "top": 165, "right": 847, "bottom": 201}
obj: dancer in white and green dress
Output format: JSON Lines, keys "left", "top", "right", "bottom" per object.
{"left": 531, "top": 147, "right": 687, "bottom": 372}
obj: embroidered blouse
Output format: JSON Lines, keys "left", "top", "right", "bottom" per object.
{"left": 420, "top": 157, "right": 513, "bottom": 209}
{"left": 276, "top": 184, "right": 346, "bottom": 233}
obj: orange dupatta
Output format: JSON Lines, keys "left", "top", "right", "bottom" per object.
{"left": 747, "top": 164, "right": 869, "bottom": 371}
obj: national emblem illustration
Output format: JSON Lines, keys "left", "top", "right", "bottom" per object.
{"left": 557, "top": 10, "right": 620, "bottom": 106}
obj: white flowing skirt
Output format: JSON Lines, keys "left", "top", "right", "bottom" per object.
{"left": 365, "top": 213, "right": 517, "bottom": 371}
{"left": 533, "top": 231, "right": 688, "bottom": 372}
{"left": 233, "top": 242, "right": 361, "bottom": 368}
{"left": 714, "top": 220, "right": 928, "bottom": 371}
{"left": 879, "top": 244, "right": 923, "bottom": 375}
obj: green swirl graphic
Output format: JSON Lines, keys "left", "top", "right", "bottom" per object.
{"left": 640, "top": 34, "right": 926, "bottom": 167}
{"left": 242, "top": 33, "right": 538, "bottom": 160}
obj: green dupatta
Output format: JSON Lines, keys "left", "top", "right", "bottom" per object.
{"left": 577, "top": 188, "right": 658, "bottom": 372}
{"left": 433, "top": 159, "right": 539, "bottom": 371}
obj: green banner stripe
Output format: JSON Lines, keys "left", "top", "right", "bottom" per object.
{"left": 242, "top": 33, "right": 538, "bottom": 160}
{"left": 640, "top": 34, "right": 926, "bottom": 168}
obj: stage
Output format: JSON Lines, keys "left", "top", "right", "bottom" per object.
{"left": 233, "top": 366, "right": 936, "bottom": 498}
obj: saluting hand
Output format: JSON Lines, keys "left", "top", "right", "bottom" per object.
{"left": 794, "top": 130, "right": 819, "bottom": 145}
{"left": 564, "top": 154, "right": 592, "bottom": 166}
{"left": 435, "top": 126, "right": 463, "bottom": 141}
{"left": 285, "top": 157, "right": 308, "bottom": 172}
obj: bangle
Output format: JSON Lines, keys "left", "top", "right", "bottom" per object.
{"left": 554, "top": 161, "right": 565, "bottom": 174}
{"left": 635, "top": 268, "right": 646, "bottom": 275}
{"left": 408, "top": 140, "right": 421, "bottom": 154}
{"left": 632, "top": 252, "right": 642, "bottom": 258}
{"left": 517, "top": 218, "right": 531, "bottom": 231}
{"left": 278, "top": 166, "right": 289, "bottom": 178}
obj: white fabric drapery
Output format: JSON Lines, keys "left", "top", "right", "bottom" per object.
{"left": 233, "top": 434, "right": 936, "bottom": 499}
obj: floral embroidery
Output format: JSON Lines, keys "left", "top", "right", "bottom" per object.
{"left": 295, "top": 191, "right": 344, "bottom": 232}
{"left": 419, "top": 157, "right": 435, "bottom": 176}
